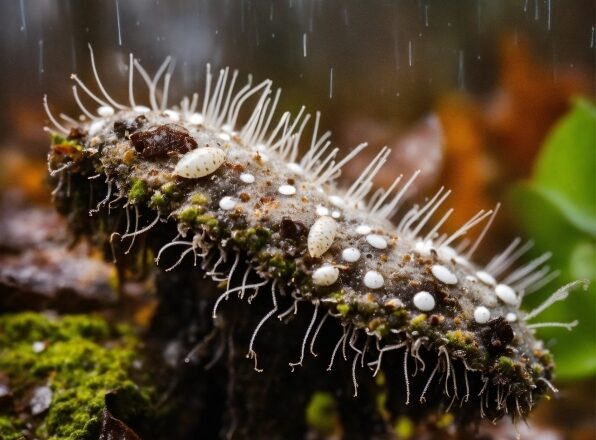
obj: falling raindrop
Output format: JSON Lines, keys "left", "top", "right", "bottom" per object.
{"left": 115, "top": 0, "right": 122, "bottom": 46}
{"left": 19, "top": 0, "right": 27, "bottom": 34}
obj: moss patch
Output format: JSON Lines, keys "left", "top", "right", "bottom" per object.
{"left": 305, "top": 391, "right": 338, "bottom": 435}
{"left": 128, "top": 178, "right": 147, "bottom": 204}
{"left": 0, "top": 313, "right": 151, "bottom": 440}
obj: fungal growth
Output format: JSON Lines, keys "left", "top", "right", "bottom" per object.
{"left": 45, "top": 47, "right": 586, "bottom": 429}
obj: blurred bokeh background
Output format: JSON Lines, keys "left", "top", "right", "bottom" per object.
{"left": 0, "top": 1, "right": 594, "bottom": 438}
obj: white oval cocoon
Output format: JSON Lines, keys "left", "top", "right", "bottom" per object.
{"left": 308, "top": 216, "right": 337, "bottom": 258}
{"left": 312, "top": 265, "right": 339, "bottom": 286}
{"left": 495, "top": 284, "right": 517, "bottom": 305}
{"left": 174, "top": 147, "right": 226, "bottom": 179}
{"left": 473, "top": 306, "right": 491, "bottom": 324}
{"left": 413, "top": 291, "right": 435, "bottom": 311}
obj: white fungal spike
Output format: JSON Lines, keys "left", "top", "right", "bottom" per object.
{"left": 413, "top": 291, "right": 435, "bottom": 311}
{"left": 312, "top": 265, "right": 339, "bottom": 286}
{"left": 363, "top": 271, "right": 384, "bottom": 289}
{"left": 308, "top": 216, "right": 337, "bottom": 258}
{"left": 173, "top": 147, "right": 226, "bottom": 179}
{"left": 495, "top": 284, "right": 517, "bottom": 305}
{"left": 524, "top": 280, "right": 588, "bottom": 321}
{"left": 473, "top": 306, "right": 491, "bottom": 324}
{"left": 431, "top": 264, "right": 458, "bottom": 285}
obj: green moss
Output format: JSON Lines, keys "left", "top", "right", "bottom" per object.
{"left": 0, "top": 416, "right": 22, "bottom": 440}
{"left": 233, "top": 227, "right": 271, "bottom": 254}
{"left": 178, "top": 206, "right": 201, "bottom": 224}
{"left": 305, "top": 391, "right": 338, "bottom": 434}
{"left": 149, "top": 191, "right": 166, "bottom": 209}
{"left": 190, "top": 192, "right": 209, "bottom": 206}
{"left": 410, "top": 313, "right": 427, "bottom": 329}
{"left": 50, "top": 133, "right": 82, "bottom": 151}
{"left": 128, "top": 178, "right": 147, "bottom": 204}
{"left": 337, "top": 303, "right": 351, "bottom": 317}
{"left": 394, "top": 416, "right": 414, "bottom": 439}
{"left": 160, "top": 181, "right": 176, "bottom": 195}
{"left": 445, "top": 330, "right": 475, "bottom": 350}
{"left": 195, "top": 214, "right": 218, "bottom": 229}
{"left": 498, "top": 356, "right": 516, "bottom": 375}
{"left": 0, "top": 313, "right": 150, "bottom": 440}
{"left": 268, "top": 255, "right": 296, "bottom": 278}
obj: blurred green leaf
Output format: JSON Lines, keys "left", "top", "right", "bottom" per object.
{"left": 510, "top": 98, "right": 596, "bottom": 380}
{"left": 534, "top": 98, "right": 596, "bottom": 232}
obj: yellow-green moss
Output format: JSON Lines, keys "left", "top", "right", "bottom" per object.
{"left": 50, "top": 133, "right": 82, "bottom": 151}
{"left": 232, "top": 227, "right": 271, "bottom": 254}
{"left": 149, "top": 191, "right": 166, "bottom": 209}
{"left": 0, "top": 416, "right": 22, "bottom": 440}
{"left": 498, "top": 356, "right": 516, "bottom": 375}
{"left": 410, "top": 313, "right": 427, "bottom": 329}
{"left": 305, "top": 391, "right": 338, "bottom": 435}
{"left": 128, "top": 178, "right": 147, "bottom": 204}
{"left": 268, "top": 254, "right": 297, "bottom": 278}
{"left": 0, "top": 313, "right": 151, "bottom": 440}
{"left": 190, "top": 192, "right": 209, "bottom": 206}
{"left": 337, "top": 303, "right": 351, "bottom": 317}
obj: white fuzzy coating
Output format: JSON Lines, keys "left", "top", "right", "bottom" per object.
{"left": 431, "top": 264, "right": 458, "bottom": 285}
{"left": 363, "top": 270, "right": 384, "bottom": 289}
{"left": 312, "top": 265, "right": 339, "bottom": 286}
{"left": 308, "top": 216, "right": 337, "bottom": 258}
{"left": 476, "top": 270, "right": 496, "bottom": 286}
{"left": 239, "top": 173, "right": 255, "bottom": 183}
{"left": 366, "top": 234, "right": 387, "bottom": 250}
{"left": 341, "top": 247, "right": 361, "bottom": 263}
{"left": 219, "top": 196, "right": 238, "bottom": 210}
{"left": 413, "top": 291, "right": 435, "bottom": 311}
{"left": 278, "top": 184, "right": 297, "bottom": 196}
{"left": 495, "top": 284, "right": 517, "bottom": 305}
{"left": 173, "top": 147, "right": 226, "bottom": 179}
{"left": 473, "top": 306, "right": 491, "bottom": 324}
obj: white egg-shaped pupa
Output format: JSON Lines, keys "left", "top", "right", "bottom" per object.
{"left": 308, "top": 216, "right": 338, "bottom": 258}
{"left": 173, "top": 147, "right": 226, "bottom": 178}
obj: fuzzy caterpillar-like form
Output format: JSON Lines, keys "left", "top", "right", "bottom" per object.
{"left": 45, "top": 47, "right": 586, "bottom": 426}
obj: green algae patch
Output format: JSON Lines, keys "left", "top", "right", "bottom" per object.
{"left": 0, "top": 313, "right": 151, "bottom": 440}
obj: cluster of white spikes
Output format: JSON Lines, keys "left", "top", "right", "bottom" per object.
{"left": 44, "top": 46, "right": 584, "bottom": 333}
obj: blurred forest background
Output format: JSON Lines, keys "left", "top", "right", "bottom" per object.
{"left": 0, "top": 1, "right": 594, "bottom": 438}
